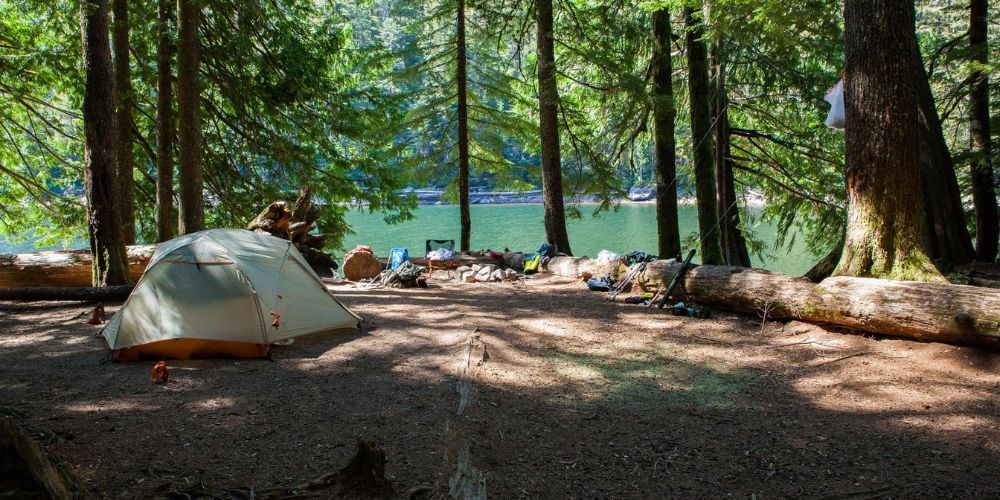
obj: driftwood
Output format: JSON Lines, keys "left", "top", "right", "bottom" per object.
{"left": 547, "top": 257, "right": 1000, "bottom": 348}
{"left": 248, "top": 187, "right": 337, "bottom": 274}
{"left": 0, "top": 286, "right": 133, "bottom": 302}
{"left": 0, "top": 416, "right": 76, "bottom": 500}
{"left": 0, "top": 245, "right": 154, "bottom": 288}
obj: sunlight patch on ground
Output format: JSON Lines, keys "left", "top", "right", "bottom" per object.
{"left": 0, "top": 333, "right": 55, "bottom": 346}
{"left": 551, "top": 350, "right": 743, "bottom": 408}
{"left": 63, "top": 400, "right": 160, "bottom": 413}
{"left": 189, "top": 397, "right": 236, "bottom": 411}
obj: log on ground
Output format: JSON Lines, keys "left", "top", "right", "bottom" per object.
{"left": 0, "top": 285, "right": 134, "bottom": 302}
{"left": 545, "top": 256, "right": 617, "bottom": 278}
{"left": 0, "top": 245, "right": 154, "bottom": 288}
{"left": 545, "top": 256, "right": 1000, "bottom": 347}
{"left": 636, "top": 259, "right": 1000, "bottom": 347}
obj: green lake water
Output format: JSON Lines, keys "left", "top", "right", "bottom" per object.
{"left": 1, "top": 204, "right": 817, "bottom": 275}
{"left": 342, "top": 204, "right": 816, "bottom": 275}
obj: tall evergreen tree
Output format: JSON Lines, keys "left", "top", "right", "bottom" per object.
{"left": 835, "top": 0, "right": 941, "bottom": 281}
{"left": 81, "top": 0, "right": 129, "bottom": 285}
{"left": 176, "top": 0, "right": 204, "bottom": 234}
{"left": 155, "top": 0, "right": 175, "bottom": 242}
{"left": 112, "top": 0, "right": 135, "bottom": 244}
{"left": 968, "top": 0, "right": 997, "bottom": 262}
{"left": 684, "top": 5, "right": 723, "bottom": 265}
{"left": 456, "top": 0, "right": 471, "bottom": 252}
{"left": 650, "top": 8, "right": 680, "bottom": 259}
{"left": 535, "top": 0, "right": 572, "bottom": 255}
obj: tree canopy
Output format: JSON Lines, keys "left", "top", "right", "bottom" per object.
{"left": 0, "top": 0, "right": 997, "bottom": 273}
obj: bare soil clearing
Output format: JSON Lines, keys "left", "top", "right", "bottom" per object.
{"left": 1, "top": 275, "right": 999, "bottom": 498}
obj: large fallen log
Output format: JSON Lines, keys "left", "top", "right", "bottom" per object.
{"left": 0, "top": 286, "right": 134, "bottom": 302}
{"left": 548, "top": 257, "right": 1000, "bottom": 347}
{"left": 544, "top": 256, "right": 618, "bottom": 278}
{"left": 0, "top": 245, "right": 154, "bottom": 288}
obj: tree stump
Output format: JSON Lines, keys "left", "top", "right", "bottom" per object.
{"left": 0, "top": 416, "right": 75, "bottom": 500}
{"left": 343, "top": 251, "right": 382, "bottom": 281}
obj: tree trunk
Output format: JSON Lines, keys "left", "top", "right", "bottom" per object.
{"left": 710, "top": 39, "right": 750, "bottom": 267}
{"left": 0, "top": 416, "right": 74, "bottom": 500}
{"left": 81, "top": 0, "right": 129, "bottom": 287}
{"left": 0, "top": 286, "right": 134, "bottom": 302}
{"left": 543, "top": 257, "right": 1000, "bottom": 348}
{"left": 969, "top": 0, "right": 998, "bottom": 262}
{"left": 835, "top": 0, "right": 942, "bottom": 282}
{"left": 112, "top": 0, "right": 135, "bottom": 244}
{"left": 804, "top": 235, "right": 844, "bottom": 282}
{"left": 536, "top": 0, "right": 572, "bottom": 255}
{"left": 650, "top": 9, "right": 680, "bottom": 259}
{"left": 906, "top": 27, "right": 976, "bottom": 265}
{"left": 684, "top": 5, "right": 723, "bottom": 265}
{"left": 456, "top": 0, "right": 471, "bottom": 253}
{"left": 155, "top": 0, "right": 175, "bottom": 243}
{"left": 176, "top": 0, "right": 204, "bottom": 234}
{"left": 0, "top": 246, "right": 154, "bottom": 288}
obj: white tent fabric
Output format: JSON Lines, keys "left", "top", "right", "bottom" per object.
{"left": 102, "top": 229, "right": 360, "bottom": 352}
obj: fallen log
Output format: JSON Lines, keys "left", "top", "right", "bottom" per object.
{"left": 545, "top": 256, "right": 618, "bottom": 278}
{"left": 0, "top": 285, "right": 134, "bottom": 302}
{"left": 0, "top": 245, "right": 154, "bottom": 288}
{"left": 547, "top": 257, "right": 1000, "bottom": 347}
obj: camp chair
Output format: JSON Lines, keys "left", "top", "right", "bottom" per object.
{"left": 425, "top": 239, "right": 456, "bottom": 278}
{"left": 388, "top": 247, "right": 409, "bottom": 271}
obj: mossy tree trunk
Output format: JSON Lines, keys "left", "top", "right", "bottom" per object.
{"left": 650, "top": 9, "right": 680, "bottom": 259}
{"left": 906, "top": 24, "right": 975, "bottom": 265}
{"left": 835, "top": 0, "right": 943, "bottom": 282}
{"left": 968, "top": 0, "right": 998, "bottom": 262}
{"left": 684, "top": 5, "right": 723, "bottom": 265}
{"left": 177, "top": 0, "right": 204, "bottom": 235}
{"left": 81, "top": 0, "right": 130, "bottom": 286}
{"left": 155, "top": 0, "right": 175, "bottom": 243}
{"left": 112, "top": 0, "right": 135, "bottom": 244}
{"left": 536, "top": 0, "right": 572, "bottom": 255}
{"left": 456, "top": 0, "right": 471, "bottom": 253}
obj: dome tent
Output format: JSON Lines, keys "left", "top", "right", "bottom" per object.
{"left": 101, "top": 229, "right": 360, "bottom": 360}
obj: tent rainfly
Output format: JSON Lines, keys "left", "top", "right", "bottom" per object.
{"left": 101, "top": 229, "right": 360, "bottom": 360}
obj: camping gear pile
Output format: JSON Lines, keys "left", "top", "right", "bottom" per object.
{"left": 101, "top": 229, "right": 361, "bottom": 360}
{"left": 454, "top": 263, "right": 520, "bottom": 283}
{"left": 504, "top": 243, "right": 561, "bottom": 273}
{"left": 582, "top": 248, "right": 711, "bottom": 317}
{"left": 246, "top": 187, "right": 338, "bottom": 275}
{"left": 366, "top": 261, "right": 428, "bottom": 289}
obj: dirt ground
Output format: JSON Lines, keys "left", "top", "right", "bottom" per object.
{"left": 2, "top": 274, "right": 999, "bottom": 498}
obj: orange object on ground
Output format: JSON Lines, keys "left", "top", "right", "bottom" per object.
{"left": 86, "top": 303, "right": 105, "bottom": 325}
{"left": 151, "top": 361, "right": 169, "bottom": 384}
{"left": 119, "top": 338, "right": 271, "bottom": 361}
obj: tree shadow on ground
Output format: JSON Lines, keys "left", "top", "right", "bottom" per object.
{"left": 0, "top": 277, "right": 998, "bottom": 498}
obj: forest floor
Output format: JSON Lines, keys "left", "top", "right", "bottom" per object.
{"left": 2, "top": 274, "right": 999, "bottom": 498}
